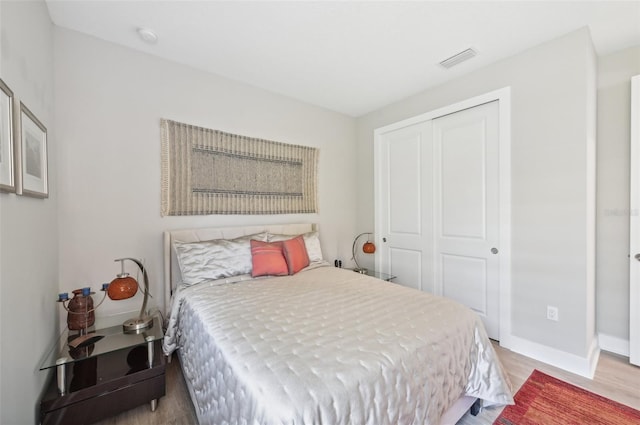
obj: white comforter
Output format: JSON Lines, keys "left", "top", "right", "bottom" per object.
{"left": 163, "top": 266, "right": 513, "bottom": 425}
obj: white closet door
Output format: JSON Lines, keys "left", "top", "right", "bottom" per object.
{"left": 432, "top": 101, "right": 501, "bottom": 339}
{"left": 377, "top": 122, "right": 433, "bottom": 292}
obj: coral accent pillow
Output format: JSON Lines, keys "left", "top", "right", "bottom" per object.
{"left": 282, "top": 235, "right": 310, "bottom": 274}
{"left": 250, "top": 240, "right": 288, "bottom": 277}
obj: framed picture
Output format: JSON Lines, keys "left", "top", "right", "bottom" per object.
{"left": 17, "top": 102, "right": 48, "bottom": 198}
{"left": 0, "top": 78, "right": 15, "bottom": 192}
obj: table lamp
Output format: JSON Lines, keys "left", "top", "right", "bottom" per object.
{"left": 352, "top": 232, "right": 376, "bottom": 273}
{"left": 107, "top": 258, "right": 153, "bottom": 333}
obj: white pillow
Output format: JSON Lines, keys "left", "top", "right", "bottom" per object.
{"left": 267, "top": 231, "right": 324, "bottom": 263}
{"left": 174, "top": 232, "right": 267, "bottom": 285}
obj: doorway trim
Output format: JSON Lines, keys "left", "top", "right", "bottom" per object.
{"left": 374, "top": 87, "right": 512, "bottom": 347}
{"left": 630, "top": 75, "right": 640, "bottom": 366}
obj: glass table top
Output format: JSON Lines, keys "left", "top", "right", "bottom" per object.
{"left": 40, "top": 312, "right": 163, "bottom": 370}
{"left": 350, "top": 268, "right": 396, "bottom": 281}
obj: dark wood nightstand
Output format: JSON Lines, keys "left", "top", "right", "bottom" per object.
{"left": 39, "top": 312, "right": 165, "bottom": 425}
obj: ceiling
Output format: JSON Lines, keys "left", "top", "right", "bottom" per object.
{"left": 45, "top": 1, "right": 640, "bottom": 117}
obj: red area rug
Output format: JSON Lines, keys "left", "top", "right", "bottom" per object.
{"left": 493, "top": 369, "right": 640, "bottom": 425}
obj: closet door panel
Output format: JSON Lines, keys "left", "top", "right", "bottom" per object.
{"left": 377, "top": 122, "right": 433, "bottom": 292}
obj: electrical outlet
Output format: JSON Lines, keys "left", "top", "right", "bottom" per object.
{"left": 547, "top": 305, "right": 559, "bottom": 321}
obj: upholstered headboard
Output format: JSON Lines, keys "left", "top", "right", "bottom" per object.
{"left": 163, "top": 223, "right": 317, "bottom": 315}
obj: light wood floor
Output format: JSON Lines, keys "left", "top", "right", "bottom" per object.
{"left": 96, "top": 344, "right": 640, "bottom": 425}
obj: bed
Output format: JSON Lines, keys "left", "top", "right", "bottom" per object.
{"left": 162, "top": 223, "right": 513, "bottom": 425}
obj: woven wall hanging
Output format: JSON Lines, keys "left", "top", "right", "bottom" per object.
{"left": 161, "top": 119, "right": 318, "bottom": 216}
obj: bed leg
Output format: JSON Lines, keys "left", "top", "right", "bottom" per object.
{"left": 470, "top": 398, "right": 482, "bottom": 416}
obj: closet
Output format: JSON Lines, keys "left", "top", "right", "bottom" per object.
{"left": 374, "top": 89, "right": 511, "bottom": 341}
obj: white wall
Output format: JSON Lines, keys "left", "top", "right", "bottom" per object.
{"left": 0, "top": 1, "right": 58, "bottom": 423}
{"left": 357, "top": 29, "right": 597, "bottom": 369}
{"left": 54, "top": 27, "right": 358, "bottom": 320}
{"left": 596, "top": 46, "right": 640, "bottom": 353}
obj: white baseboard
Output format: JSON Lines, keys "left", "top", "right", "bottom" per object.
{"left": 504, "top": 334, "right": 600, "bottom": 379}
{"left": 598, "top": 333, "right": 630, "bottom": 356}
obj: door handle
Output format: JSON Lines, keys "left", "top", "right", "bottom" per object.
{"left": 491, "top": 247, "right": 499, "bottom": 254}
{"left": 383, "top": 237, "right": 387, "bottom": 242}
{"left": 635, "top": 253, "right": 640, "bottom": 261}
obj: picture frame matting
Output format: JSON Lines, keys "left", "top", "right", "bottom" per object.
{"left": 17, "top": 102, "right": 48, "bottom": 198}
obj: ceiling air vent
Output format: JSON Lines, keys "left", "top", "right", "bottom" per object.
{"left": 439, "top": 48, "right": 477, "bottom": 69}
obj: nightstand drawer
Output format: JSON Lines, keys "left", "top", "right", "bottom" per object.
{"left": 40, "top": 340, "right": 166, "bottom": 425}
{"left": 41, "top": 373, "right": 165, "bottom": 425}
